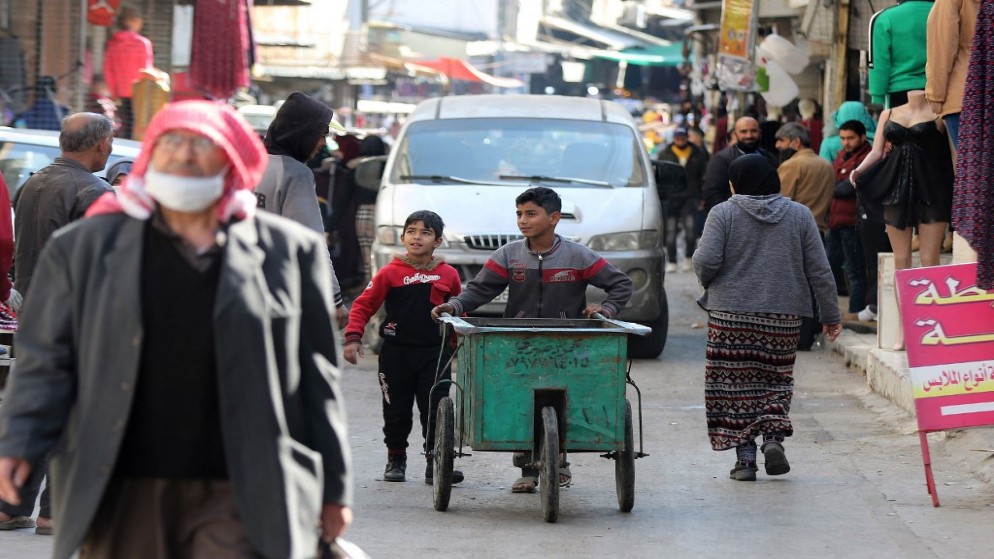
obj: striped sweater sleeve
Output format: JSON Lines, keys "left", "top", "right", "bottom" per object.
{"left": 449, "top": 248, "right": 510, "bottom": 316}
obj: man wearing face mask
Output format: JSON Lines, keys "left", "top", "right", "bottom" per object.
{"left": 775, "top": 122, "right": 835, "bottom": 236}
{"left": 775, "top": 122, "right": 837, "bottom": 351}
{"left": 703, "top": 116, "right": 779, "bottom": 213}
{"left": 0, "top": 101, "right": 352, "bottom": 558}
{"left": 256, "top": 91, "right": 348, "bottom": 328}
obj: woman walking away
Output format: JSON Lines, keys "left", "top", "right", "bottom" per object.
{"left": 693, "top": 154, "right": 842, "bottom": 481}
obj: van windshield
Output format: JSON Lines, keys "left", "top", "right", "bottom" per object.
{"left": 392, "top": 118, "right": 646, "bottom": 188}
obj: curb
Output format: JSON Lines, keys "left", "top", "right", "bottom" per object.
{"left": 826, "top": 327, "right": 994, "bottom": 484}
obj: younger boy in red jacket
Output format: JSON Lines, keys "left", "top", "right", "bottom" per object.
{"left": 344, "top": 210, "right": 463, "bottom": 485}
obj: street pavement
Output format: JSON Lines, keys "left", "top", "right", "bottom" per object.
{"left": 2, "top": 266, "right": 992, "bottom": 557}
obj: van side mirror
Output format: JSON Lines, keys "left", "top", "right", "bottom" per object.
{"left": 651, "top": 160, "right": 687, "bottom": 200}
{"left": 355, "top": 155, "right": 388, "bottom": 192}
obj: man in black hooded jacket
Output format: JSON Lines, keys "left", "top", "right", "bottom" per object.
{"left": 255, "top": 92, "right": 348, "bottom": 326}
{"left": 703, "top": 116, "right": 779, "bottom": 212}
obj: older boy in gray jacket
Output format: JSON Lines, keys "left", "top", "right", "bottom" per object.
{"left": 432, "top": 187, "right": 633, "bottom": 492}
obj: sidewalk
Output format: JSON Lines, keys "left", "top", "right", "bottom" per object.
{"left": 825, "top": 320, "right": 994, "bottom": 485}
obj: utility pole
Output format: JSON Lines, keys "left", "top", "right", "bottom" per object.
{"left": 831, "top": 0, "right": 851, "bottom": 109}
{"left": 495, "top": 0, "right": 507, "bottom": 93}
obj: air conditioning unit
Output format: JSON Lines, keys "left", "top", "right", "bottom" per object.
{"left": 618, "top": 3, "right": 646, "bottom": 29}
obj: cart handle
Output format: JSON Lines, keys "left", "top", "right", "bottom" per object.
{"left": 439, "top": 312, "right": 651, "bottom": 336}
{"left": 437, "top": 313, "right": 478, "bottom": 335}
{"left": 591, "top": 313, "right": 652, "bottom": 336}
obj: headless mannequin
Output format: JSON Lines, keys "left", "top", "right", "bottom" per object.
{"left": 850, "top": 90, "right": 947, "bottom": 349}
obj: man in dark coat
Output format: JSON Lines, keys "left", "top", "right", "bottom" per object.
{"left": 703, "top": 116, "right": 779, "bottom": 213}
{"left": 13, "top": 112, "right": 115, "bottom": 296}
{"left": 828, "top": 120, "right": 873, "bottom": 317}
{"left": 0, "top": 113, "right": 115, "bottom": 536}
{"left": 657, "top": 126, "right": 709, "bottom": 271}
{"left": 0, "top": 101, "right": 352, "bottom": 558}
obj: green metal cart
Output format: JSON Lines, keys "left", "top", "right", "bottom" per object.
{"left": 432, "top": 315, "right": 650, "bottom": 522}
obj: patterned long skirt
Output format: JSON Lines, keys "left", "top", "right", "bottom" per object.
{"left": 355, "top": 203, "right": 377, "bottom": 284}
{"left": 705, "top": 311, "right": 802, "bottom": 451}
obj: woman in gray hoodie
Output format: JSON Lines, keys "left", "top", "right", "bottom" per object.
{"left": 692, "top": 154, "right": 842, "bottom": 482}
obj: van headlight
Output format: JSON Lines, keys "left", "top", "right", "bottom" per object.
{"left": 587, "top": 231, "right": 659, "bottom": 252}
{"left": 376, "top": 226, "right": 404, "bottom": 246}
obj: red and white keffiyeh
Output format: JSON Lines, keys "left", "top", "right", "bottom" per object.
{"left": 87, "top": 100, "right": 267, "bottom": 222}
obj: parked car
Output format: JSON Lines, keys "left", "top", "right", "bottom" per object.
{"left": 236, "top": 104, "right": 278, "bottom": 140}
{"left": 0, "top": 127, "right": 142, "bottom": 200}
{"left": 360, "top": 94, "right": 680, "bottom": 358}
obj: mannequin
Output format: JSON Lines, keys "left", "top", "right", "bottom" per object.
{"left": 868, "top": 1, "right": 932, "bottom": 108}
{"left": 850, "top": 90, "right": 953, "bottom": 349}
{"left": 797, "top": 98, "right": 823, "bottom": 153}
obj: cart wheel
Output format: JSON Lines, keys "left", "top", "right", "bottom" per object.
{"left": 615, "top": 399, "right": 635, "bottom": 512}
{"left": 539, "top": 406, "right": 560, "bottom": 523}
{"left": 433, "top": 397, "right": 455, "bottom": 512}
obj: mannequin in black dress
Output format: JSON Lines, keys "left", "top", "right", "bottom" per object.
{"left": 849, "top": 90, "right": 954, "bottom": 349}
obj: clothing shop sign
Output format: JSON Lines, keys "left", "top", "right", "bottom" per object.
{"left": 895, "top": 262, "right": 994, "bottom": 506}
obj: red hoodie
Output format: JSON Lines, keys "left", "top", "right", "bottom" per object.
{"left": 829, "top": 141, "right": 872, "bottom": 229}
{"left": 103, "top": 30, "right": 153, "bottom": 99}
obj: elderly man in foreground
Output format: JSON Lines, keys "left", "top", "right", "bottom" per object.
{"left": 0, "top": 100, "right": 352, "bottom": 559}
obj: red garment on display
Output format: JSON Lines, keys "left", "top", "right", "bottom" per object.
{"left": 189, "top": 0, "right": 250, "bottom": 100}
{"left": 87, "top": 0, "right": 122, "bottom": 27}
{"left": 103, "top": 30, "right": 153, "bottom": 99}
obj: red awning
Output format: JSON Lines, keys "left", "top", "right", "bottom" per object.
{"left": 409, "top": 57, "right": 523, "bottom": 88}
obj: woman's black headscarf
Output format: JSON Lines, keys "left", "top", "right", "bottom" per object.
{"left": 264, "top": 91, "right": 333, "bottom": 163}
{"left": 728, "top": 153, "right": 781, "bottom": 196}
{"left": 359, "top": 134, "right": 386, "bottom": 157}
{"left": 105, "top": 157, "right": 133, "bottom": 186}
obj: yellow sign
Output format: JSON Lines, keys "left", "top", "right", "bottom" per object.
{"left": 718, "top": 0, "right": 756, "bottom": 59}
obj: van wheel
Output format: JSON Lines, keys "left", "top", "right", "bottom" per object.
{"left": 627, "top": 292, "right": 668, "bottom": 359}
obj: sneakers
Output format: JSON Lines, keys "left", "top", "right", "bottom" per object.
{"left": 665, "top": 262, "right": 677, "bottom": 273}
{"left": 857, "top": 306, "right": 877, "bottom": 322}
{"left": 0, "top": 515, "right": 34, "bottom": 530}
{"left": 424, "top": 458, "right": 464, "bottom": 485}
{"left": 681, "top": 260, "right": 693, "bottom": 272}
{"left": 0, "top": 302, "right": 16, "bottom": 331}
{"left": 383, "top": 458, "right": 406, "bottom": 482}
{"left": 761, "top": 441, "right": 791, "bottom": 475}
{"left": 34, "top": 520, "right": 53, "bottom": 536}
{"left": 729, "top": 460, "right": 758, "bottom": 481}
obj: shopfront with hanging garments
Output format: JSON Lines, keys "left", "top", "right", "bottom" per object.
{"left": 0, "top": 1, "right": 256, "bottom": 138}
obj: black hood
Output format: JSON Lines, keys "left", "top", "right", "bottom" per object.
{"left": 263, "top": 92, "right": 333, "bottom": 162}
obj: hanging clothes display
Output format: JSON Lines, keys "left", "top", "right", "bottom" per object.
{"left": 87, "top": 0, "right": 123, "bottom": 26}
{"left": 189, "top": 0, "right": 250, "bottom": 100}
{"left": 952, "top": 0, "right": 994, "bottom": 289}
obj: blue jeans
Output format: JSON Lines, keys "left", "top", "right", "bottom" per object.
{"left": 826, "top": 226, "right": 866, "bottom": 313}
{"left": 943, "top": 113, "right": 960, "bottom": 151}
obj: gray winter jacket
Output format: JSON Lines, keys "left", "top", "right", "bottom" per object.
{"left": 692, "top": 194, "right": 841, "bottom": 323}
{"left": 449, "top": 235, "right": 633, "bottom": 319}
{"left": 256, "top": 154, "right": 343, "bottom": 307}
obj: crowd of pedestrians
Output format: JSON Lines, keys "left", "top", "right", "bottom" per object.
{"left": 0, "top": 0, "right": 991, "bottom": 553}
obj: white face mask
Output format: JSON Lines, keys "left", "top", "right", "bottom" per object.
{"left": 143, "top": 167, "right": 227, "bottom": 213}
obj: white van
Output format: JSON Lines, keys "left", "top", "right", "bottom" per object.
{"left": 361, "top": 94, "right": 674, "bottom": 358}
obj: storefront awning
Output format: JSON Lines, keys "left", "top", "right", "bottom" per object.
{"left": 540, "top": 15, "right": 643, "bottom": 50}
{"left": 410, "top": 57, "right": 524, "bottom": 88}
{"left": 592, "top": 44, "right": 689, "bottom": 67}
